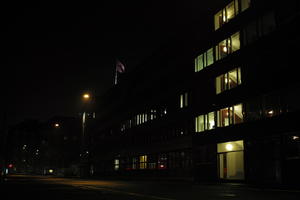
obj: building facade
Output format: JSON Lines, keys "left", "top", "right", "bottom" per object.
{"left": 89, "top": 0, "right": 300, "bottom": 186}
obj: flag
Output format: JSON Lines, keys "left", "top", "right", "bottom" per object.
{"left": 116, "top": 59, "right": 125, "bottom": 73}
{"left": 114, "top": 59, "right": 125, "bottom": 85}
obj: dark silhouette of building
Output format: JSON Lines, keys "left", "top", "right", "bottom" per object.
{"left": 6, "top": 116, "right": 81, "bottom": 176}
{"left": 85, "top": 0, "right": 300, "bottom": 187}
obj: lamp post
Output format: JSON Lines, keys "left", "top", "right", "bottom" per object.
{"left": 80, "top": 93, "right": 92, "bottom": 177}
{"left": 81, "top": 93, "right": 90, "bottom": 150}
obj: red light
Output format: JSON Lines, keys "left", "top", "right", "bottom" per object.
{"left": 8, "top": 164, "right": 13, "bottom": 168}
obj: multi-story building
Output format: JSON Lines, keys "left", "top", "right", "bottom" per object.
{"left": 89, "top": 0, "right": 300, "bottom": 186}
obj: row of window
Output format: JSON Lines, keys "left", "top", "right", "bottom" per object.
{"left": 214, "top": 0, "right": 251, "bottom": 30}
{"left": 120, "top": 109, "right": 162, "bottom": 131}
{"left": 120, "top": 66, "right": 241, "bottom": 132}
{"left": 196, "top": 8, "right": 277, "bottom": 73}
{"left": 195, "top": 103, "right": 244, "bottom": 132}
{"left": 216, "top": 67, "right": 242, "bottom": 94}
{"left": 194, "top": 32, "right": 240, "bottom": 72}
{"left": 196, "top": 10, "right": 277, "bottom": 73}
{"left": 120, "top": 93, "right": 189, "bottom": 132}
{"left": 114, "top": 150, "right": 192, "bottom": 171}
{"left": 180, "top": 92, "right": 189, "bottom": 108}
{"left": 195, "top": 85, "right": 300, "bottom": 133}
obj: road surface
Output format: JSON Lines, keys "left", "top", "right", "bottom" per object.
{"left": 1, "top": 175, "right": 300, "bottom": 200}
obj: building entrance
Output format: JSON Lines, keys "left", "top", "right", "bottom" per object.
{"left": 217, "top": 140, "right": 244, "bottom": 180}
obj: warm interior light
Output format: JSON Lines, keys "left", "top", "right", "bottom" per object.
{"left": 83, "top": 93, "right": 90, "bottom": 99}
{"left": 223, "top": 46, "right": 228, "bottom": 52}
{"left": 49, "top": 169, "right": 54, "bottom": 173}
{"left": 226, "top": 143, "right": 233, "bottom": 151}
{"left": 267, "top": 110, "right": 274, "bottom": 115}
{"left": 292, "top": 136, "right": 299, "bottom": 140}
{"left": 54, "top": 123, "right": 59, "bottom": 127}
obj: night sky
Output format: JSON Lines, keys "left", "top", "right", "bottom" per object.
{"left": 2, "top": 0, "right": 215, "bottom": 125}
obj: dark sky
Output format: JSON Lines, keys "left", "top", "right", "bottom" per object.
{"left": 2, "top": 0, "right": 215, "bottom": 125}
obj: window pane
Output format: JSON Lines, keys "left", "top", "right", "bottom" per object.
{"left": 196, "top": 115, "right": 205, "bottom": 132}
{"left": 214, "top": 10, "right": 223, "bottom": 30}
{"left": 203, "top": 52, "right": 207, "bottom": 67}
{"left": 224, "top": 73, "right": 229, "bottom": 90}
{"left": 218, "top": 40, "right": 228, "bottom": 60}
{"left": 226, "top": 151, "right": 245, "bottom": 180}
{"left": 197, "top": 54, "right": 203, "bottom": 71}
{"left": 241, "top": 0, "right": 251, "bottom": 12}
{"left": 184, "top": 92, "right": 188, "bottom": 107}
{"left": 200, "top": 115, "right": 205, "bottom": 132}
{"left": 180, "top": 94, "right": 184, "bottom": 108}
{"left": 237, "top": 67, "right": 242, "bottom": 85}
{"left": 207, "top": 48, "right": 214, "bottom": 66}
{"left": 208, "top": 112, "right": 215, "bottom": 130}
{"left": 233, "top": 104, "right": 244, "bottom": 124}
{"left": 228, "top": 69, "right": 238, "bottom": 89}
{"left": 216, "top": 75, "right": 222, "bottom": 94}
{"left": 231, "top": 32, "right": 240, "bottom": 52}
{"left": 217, "top": 140, "right": 244, "bottom": 153}
{"left": 234, "top": 0, "right": 239, "bottom": 15}
{"left": 226, "top": 1, "right": 235, "bottom": 22}
{"left": 218, "top": 108, "right": 230, "bottom": 127}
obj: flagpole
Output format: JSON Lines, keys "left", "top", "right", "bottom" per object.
{"left": 114, "top": 62, "right": 118, "bottom": 85}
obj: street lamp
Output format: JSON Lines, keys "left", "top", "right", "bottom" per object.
{"left": 83, "top": 93, "right": 90, "bottom": 100}
{"left": 81, "top": 92, "right": 92, "bottom": 155}
{"left": 80, "top": 92, "right": 94, "bottom": 177}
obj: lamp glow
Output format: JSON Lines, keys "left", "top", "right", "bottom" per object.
{"left": 83, "top": 93, "right": 90, "bottom": 99}
{"left": 226, "top": 143, "right": 233, "bottom": 151}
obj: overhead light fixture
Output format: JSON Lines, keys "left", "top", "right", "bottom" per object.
{"left": 226, "top": 143, "right": 233, "bottom": 151}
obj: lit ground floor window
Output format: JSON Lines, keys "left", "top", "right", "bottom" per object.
{"left": 217, "top": 140, "right": 245, "bottom": 180}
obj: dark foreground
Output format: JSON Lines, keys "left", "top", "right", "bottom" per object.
{"left": 1, "top": 175, "right": 300, "bottom": 200}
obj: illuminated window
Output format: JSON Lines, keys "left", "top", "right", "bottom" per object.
{"left": 114, "top": 159, "right": 120, "bottom": 170}
{"left": 195, "top": 115, "right": 205, "bottom": 132}
{"left": 195, "top": 112, "right": 216, "bottom": 133}
{"left": 216, "top": 68, "right": 241, "bottom": 94}
{"left": 207, "top": 112, "right": 215, "bottom": 130}
{"left": 231, "top": 32, "right": 240, "bottom": 52}
{"left": 180, "top": 92, "right": 188, "bottom": 108}
{"left": 214, "top": 0, "right": 251, "bottom": 30}
{"left": 150, "top": 109, "right": 157, "bottom": 120}
{"left": 195, "top": 54, "right": 203, "bottom": 72}
{"left": 218, "top": 140, "right": 245, "bottom": 180}
{"left": 139, "top": 155, "right": 147, "bottom": 169}
{"left": 217, "top": 104, "right": 243, "bottom": 127}
{"left": 217, "top": 107, "right": 230, "bottom": 127}
{"left": 214, "top": 0, "right": 238, "bottom": 30}
{"left": 216, "top": 32, "right": 240, "bottom": 61}
{"left": 233, "top": 104, "right": 243, "bottom": 124}
{"left": 194, "top": 48, "right": 214, "bottom": 72}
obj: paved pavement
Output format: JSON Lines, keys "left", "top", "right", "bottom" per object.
{"left": 1, "top": 175, "right": 300, "bottom": 200}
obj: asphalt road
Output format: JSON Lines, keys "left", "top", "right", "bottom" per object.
{"left": 1, "top": 175, "right": 300, "bottom": 200}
